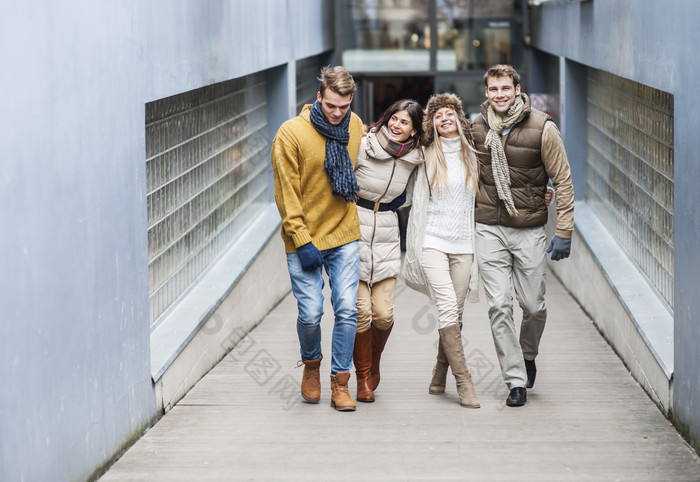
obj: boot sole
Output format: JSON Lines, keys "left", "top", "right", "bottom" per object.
{"left": 460, "top": 402, "right": 481, "bottom": 408}
{"left": 330, "top": 402, "right": 356, "bottom": 411}
{"left": 357, "top": 397, "right": 375, "bottom": 403}
{"left": 429, "top": 386, "right": 445, "bottom": 395}
{"left": 302, "top": 395, "right": 320, "bottom": 404}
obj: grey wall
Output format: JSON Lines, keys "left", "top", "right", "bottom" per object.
{"left": 529, "top": 0, "right": 700, "bottom": 451}
{"left": 0, "top": 1, "right": 333, "bottom": 480}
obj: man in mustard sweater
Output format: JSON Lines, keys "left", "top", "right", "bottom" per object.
{"left": 271, "top": 66, "right": 364, "bottom": 411}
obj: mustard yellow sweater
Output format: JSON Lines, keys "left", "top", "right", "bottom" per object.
{"left": 271, "top": 104, "right": 364, "bottom": 253}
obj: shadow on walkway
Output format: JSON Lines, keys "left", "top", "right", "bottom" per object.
{"left": 101, "top": 270, "right": 700, "bottom": 481}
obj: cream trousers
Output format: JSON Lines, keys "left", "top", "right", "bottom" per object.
{"left": 420, "top": 248, "right": 474, "bottom": 329}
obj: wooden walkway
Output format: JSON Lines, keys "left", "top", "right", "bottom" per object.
{"left": 101, "top": 271, "right": 700, "bottom": 481}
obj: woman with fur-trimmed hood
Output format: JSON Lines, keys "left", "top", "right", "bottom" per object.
{"left": 353, "top": 99, "right": 425, "bottom": 403}
{"left": 400, "top": 93, "right": 481, "bottom": 408}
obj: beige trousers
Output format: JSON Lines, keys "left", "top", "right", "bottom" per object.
{"left": 474, "top": 223, "right": 547, "bottom": 390}
{"left": 357, "top": 277, "right": 396, "bottom": 333}
{"left": 420, "top": 248, "right": 474, "bottom": 329}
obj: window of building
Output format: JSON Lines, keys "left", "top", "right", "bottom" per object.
{"left": 586, "top": 69, "right": 674, "bottom": 307}
{"left": 339, "top": 0, "right": 522, "bottom": 75}
{"left": 434, "top": 75, "right": 487, "bottom": 118}
{"left": 341, "top": 0, "right": 431, "bottom": 72}
{"left": 436, "top": 0, "right": 516, "bottom": 71}
{"left": 145, "top": 74, "right": 270, "bottom": 324}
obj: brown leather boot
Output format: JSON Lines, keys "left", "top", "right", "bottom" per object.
{"left": 330, "top": 372, "right": 356, "bottom": 411}
{"left": 353, "top": 329, "right": 374, "bottom": 402}
{"left": 370, "top": 324, "right": 393, "bottom": 391}
{"left": 429, "top": 337, "right": 448, "bottom": 395}
{"left": 438, "top": 324, "right": 480, "bottom": 408}
{"left": 299, "top": 358, "right": 321, "bottom": 403}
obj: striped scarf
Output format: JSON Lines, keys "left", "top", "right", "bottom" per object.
{"left": 375, "top": 125, "right": 416, "bottom": 158}
{"left": 310, "top": 100, "right": 359, "bottom": 203}
{"left": 484, "top": 94, "right": 527, "bottom": 216}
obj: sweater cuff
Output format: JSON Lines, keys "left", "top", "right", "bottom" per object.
{"left": 292, "top": 231, "right": 313, "bottom": 249}
{"left": 555, "top": 229, "right": 573, "bottom": 239}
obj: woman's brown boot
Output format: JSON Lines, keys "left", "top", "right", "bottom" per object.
{"left": 370, "top": 324, "right": 393, "bottom": 390}
{"left": 438, "top": 324, "right": 480, "bottom": 408}
{"left": 353, "top": 329, "right": 375, "bottom": 402}
{"left": 429, "top": 337, "right": 448, "bottom": 394}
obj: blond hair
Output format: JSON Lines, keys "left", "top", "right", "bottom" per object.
{"left": 422, "top": 93, "right": 478, "bottom": 192}
{"left": 318, "top": 65, "right": 356, "bottom": 97}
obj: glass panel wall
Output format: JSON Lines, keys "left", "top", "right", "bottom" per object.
{"left": 296, "top": 55, "right": 329, "bottom": 115}
{"left": 146, "top": 73, "right": 270, "bottom": 324}
{"left": 586, "top": 69, "right": 674, "bottom": 307}
{"left": 341, "top": 0, "right": 431, "bottom": 72}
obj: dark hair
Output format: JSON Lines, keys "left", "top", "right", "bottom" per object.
{"left": 372, "top": 99, "right": 424, "bottom": 143}
{"left": 483, "top": 64, "right": 520, "bottom": 87}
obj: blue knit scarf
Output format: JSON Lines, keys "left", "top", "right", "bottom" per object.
{"left": 309, "top": 100, "right": 359, "bottom": 203}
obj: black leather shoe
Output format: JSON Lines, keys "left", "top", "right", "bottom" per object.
{"left": 506, "top": 387, "right": 527, "bottom": 407}
{"left": 525, "top": 359, "right": 537, "bottom": 389}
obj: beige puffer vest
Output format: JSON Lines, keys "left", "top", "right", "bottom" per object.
{"left": 472, "top": 98, "right": 551, "bottom": 228}
{"left": 354, "top": 132, "right": 424, "bottom": 283}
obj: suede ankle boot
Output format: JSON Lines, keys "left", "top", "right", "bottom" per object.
{"left": 429, "top": 337, "right": 448, "bottom": 395}
{"left": 299, "top": 358, "right": 321, "bottom": 403}
{"left": 438, "top": 324, "right": 480, "bottom": 408}
{"left": 330, "top": 372, "right": 356, "bottom": 411}
{"left": 370, "top": 324, "right": 393, "bottom": 391}
{"left": 353, "top": 329, "right": 374, "bottom": 402}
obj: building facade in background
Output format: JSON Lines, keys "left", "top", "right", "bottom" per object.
{"left": 336, "top": 0, "right": 527, "bottom": 122}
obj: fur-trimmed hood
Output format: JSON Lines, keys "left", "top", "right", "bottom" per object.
{"left": 422, "top": 93, "right": 473, "bottom": 147}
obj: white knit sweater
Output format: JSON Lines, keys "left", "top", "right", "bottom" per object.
{"left": 423, "top": 136, "right": 474, "bottom": 254}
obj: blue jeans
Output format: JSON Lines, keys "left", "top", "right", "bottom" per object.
{"left": 286, "top": 241, "right": 359, "bottom": 374}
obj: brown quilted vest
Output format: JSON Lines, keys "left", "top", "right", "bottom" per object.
{"left": 472, "top": 100, "right": 551, "bottom": 228}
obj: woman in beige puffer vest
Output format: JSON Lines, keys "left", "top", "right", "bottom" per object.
{"left": 353, "top": 99, "right": 424, "bottom": 403}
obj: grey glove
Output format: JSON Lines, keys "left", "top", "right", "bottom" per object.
{"left": 546, "top": 235, "right": 571, "bottom": 261}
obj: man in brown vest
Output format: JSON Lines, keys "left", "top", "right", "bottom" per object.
{"left": 471, "top": 64, "right": 574, "bottom": 407}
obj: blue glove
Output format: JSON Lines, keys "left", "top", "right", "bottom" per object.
{"left": 388, "top": 189, "right": 407, "bottom": 212}
{"left": 546, "top": 235, "right": 572, "bottom": 261}
{"left": 297, "top": 242, "right": 323, "bottom": 272}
